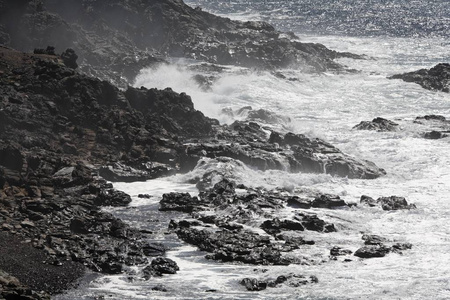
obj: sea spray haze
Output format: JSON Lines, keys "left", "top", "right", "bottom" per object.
{"left": 51, "top": 0, "right": 450, "bottom": 299}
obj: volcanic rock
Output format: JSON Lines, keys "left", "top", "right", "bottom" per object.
{"left": 389, "top": 63, "right": 450, "bottom": 92}
{"left": 378, "top": 196, "right": 416, "bottom": 211}
{"left": 353, "top": 117, "right": 399, "bottom": 132}
{"left": 143, "top": 257, "right": 179, "bottom": 278}
{"left": 354, "top": 245, "right": 391, "bottom": 258}
{"left": 311, "top": 194, "right": 348, "bottom": 209}
{"left": 330, "top": 246, "right": 353, "bottom": 256}
{"left": 0, "top": 0, "right": 366, "bottom": 87}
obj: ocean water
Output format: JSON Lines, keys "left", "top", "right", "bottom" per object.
{"left": 57, "top": 1, "right": 450, "bottom": 299}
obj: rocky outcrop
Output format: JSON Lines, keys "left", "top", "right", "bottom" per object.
{"left": 0, "top": 46, "right": 216, "bottom": 296}
{"left": 0, "top": 0, "right": 365, "bottom": 86}
{"left": 360, "top": 195, "right": 416, "bottom": 211}
{"left": 183, "top": 121, "right": 386, "bottom": 179}
{"left": 389, "top": 63, "right": 450, "bottom": 93}
{"left": 353, "top": 117, "right": 399, "bottom": 132}
{"left": 165, "top": 179, "right": 341, "bottom": 266}
{"left": 240, "top": 274, "right": 318, "bottom": 291}
{"left": 354, "top": 234, "right": 412, "bottom": 258}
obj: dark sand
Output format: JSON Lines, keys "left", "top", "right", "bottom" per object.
{"left": 0, "top": 231, "right": 85, "bottom": 295}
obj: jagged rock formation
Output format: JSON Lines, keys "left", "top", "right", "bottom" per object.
{"left": 389, "top": 63, "right": 450, "bottom": 93}
{"left": 184, "top": 121, "right": 386, "bottom": 179}
{"left": 0, "top": 0, "right": 364, "bottom": 86}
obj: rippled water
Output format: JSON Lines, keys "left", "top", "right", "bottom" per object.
{"left": 58, "top": 1, "right": 450, "bottom": 299}
{"left": 186, "top": 0, "right": 450, "bottom": 37}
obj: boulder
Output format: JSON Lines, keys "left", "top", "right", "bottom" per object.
{"left": 378, "top": 196, "right": 416, "bottom": 211}
{"left": 143, "top": 257, "right": 179, "bottom": 278}
{"left": 330, "top": 246, "right": 353, "bottom": 256}
{"left": 311, "top": 195, "right": 348, "bottom": 209}
{"left": 354, "top": 245, "right": 391, "bottom": 258}
{"left": 353, "top": 117, "right": 399, "bottom": 132}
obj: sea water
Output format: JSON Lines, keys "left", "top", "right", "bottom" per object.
{"left": 57, "top": 1, "right": 450, "bottom": 299}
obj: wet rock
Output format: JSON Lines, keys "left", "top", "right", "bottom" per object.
{"left": 391, "top": 242, "right": 413, "bottom": 253}
{"left": 424, "top": 131, "right": 448, "bottom": 139}
{"left": 152, "top": 285, "right": 168, "bottom": 292}
{"left": 360, "top": 195, "right": 378, "bottom": 207}
{"left": 295, "top": 213, "right": 336, "bottom": 232}
{"left": 175, "top": 227, "right": 291, "bottom": 265}
{"left": 98, "top": 164, "right": 151, "bottom": 182}
{"left": 159, "top": 193, "right": 203, "bottom": 213}
{"left": 185, "top": 122, "right": 385, "bottom": 179}
{"left": 360, "top": 195, "right": 416, "bottom": 210}
{"left": 95, "top": 188, "right": 132, "bottom": 207}
{"left": 389, "top": 63, "right": 450, "bottom": 92}
{"left": 362, "top": 234, "right": 388, "bottom": 245}
{"left": 240, "top": 278, "right": 267, "bottom": 291}
{"left": 330, "top": 246, "right": 353, "bottom": 256}
{"left": 241, "top": 273, "right": 318, "bottom": 291}
{"left": 261, "top": 218, "right": 305, "bottom": 235}
{"left": 415, "top": 115, "right": 447, "bottom": 122}
{"left": 311, "top": 195, "right": 348, "bottom": 209}
{"left": 143, "top": 257, "right": 179, "bottom": 279}
{"left": 286, "top": 196, "right": 312, "bottom": 209}
{"left": 378, "top": 196, "right": 416, "bottom": 211}
{"left": 354, "top": 245, "right": 391, "bottom": 258}
{"left": 353, "top": 117, "right": 399, "bottom": 132}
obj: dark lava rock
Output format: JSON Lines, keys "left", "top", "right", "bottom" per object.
{"left": 98, "top": 164, "right": 151, "bottom": 182}
{"left": 286, "top": 196, "right": 312, "bottom": 209}
{"left": 0, "top": 48, "right": 211, "bottom": 295}
{"left": 389, "top": 63, "right": 450, "bottom": 92}
{"left": 355, "top": 234, "right": 412, "bottom": 258}
{"left": 354, "top": 245, "right": 391, "bottom": 258}
{"left": 143, "top": 257, "right": 179, "bottom": 278}
{"left": 378, "top": 196, "right": 416, "bottom": 211}
{"left": 240, "top": 278, "right": 267, "bottom": 291}
{"left": 241, "top": 274, "right": 318, "bottom": 291}
{"left": 142, "top": 243, "right": 167, "bottom": 257}
{"left": 95, "top": 188, "right": 132, "bottom": 207}
{"left": 330, "top": 246, "right": 353, "bottom": 256}
{"left": 360, "top": 195, "right": 378, "bottom": 207}
{"left": 152, "top": 285, "right": 168, "bottom": 292}
{"left": 415, "top": 115, "right": 447, "bottom": 122}
{"left": 0, "top": 0, "right": 364, "bottom": 87}
{"left": 311, "top": 195, "right": 348, "bottom": 209}
{"left": 424, "top": 131, "right": 448, "bottom": 139}
{"left": 175, "top": 227, "right": 292, "bottom": 265}
{"left": 362, "top": 234, "right": 388, "bottom": 245}
{"left": 296, "top": 213, "right": 336, "bottom": 232}
{"left": 391, "top": 243, "right": 413, "bottom": 253}
{"left": 185, "top": 120, "right": 385, "bottom": 179}
{"left": 261, "top": 218, "right": 305, "bottom": 235}
{"left": 159, "top": 192, "right": 203, "bottom": 213}
{"left": 360, "top": 195, "right": 416, "bottom": 210}
{"left": 353, "top": 117, "right": 399, "bottom": 132}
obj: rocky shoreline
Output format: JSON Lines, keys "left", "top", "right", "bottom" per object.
{"left": 1, "top": 0, "right": 449, "bottom": 299}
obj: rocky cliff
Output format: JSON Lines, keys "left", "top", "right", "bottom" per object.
{"left": 0, "top": 0, "right": 362, "bottom": 86}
